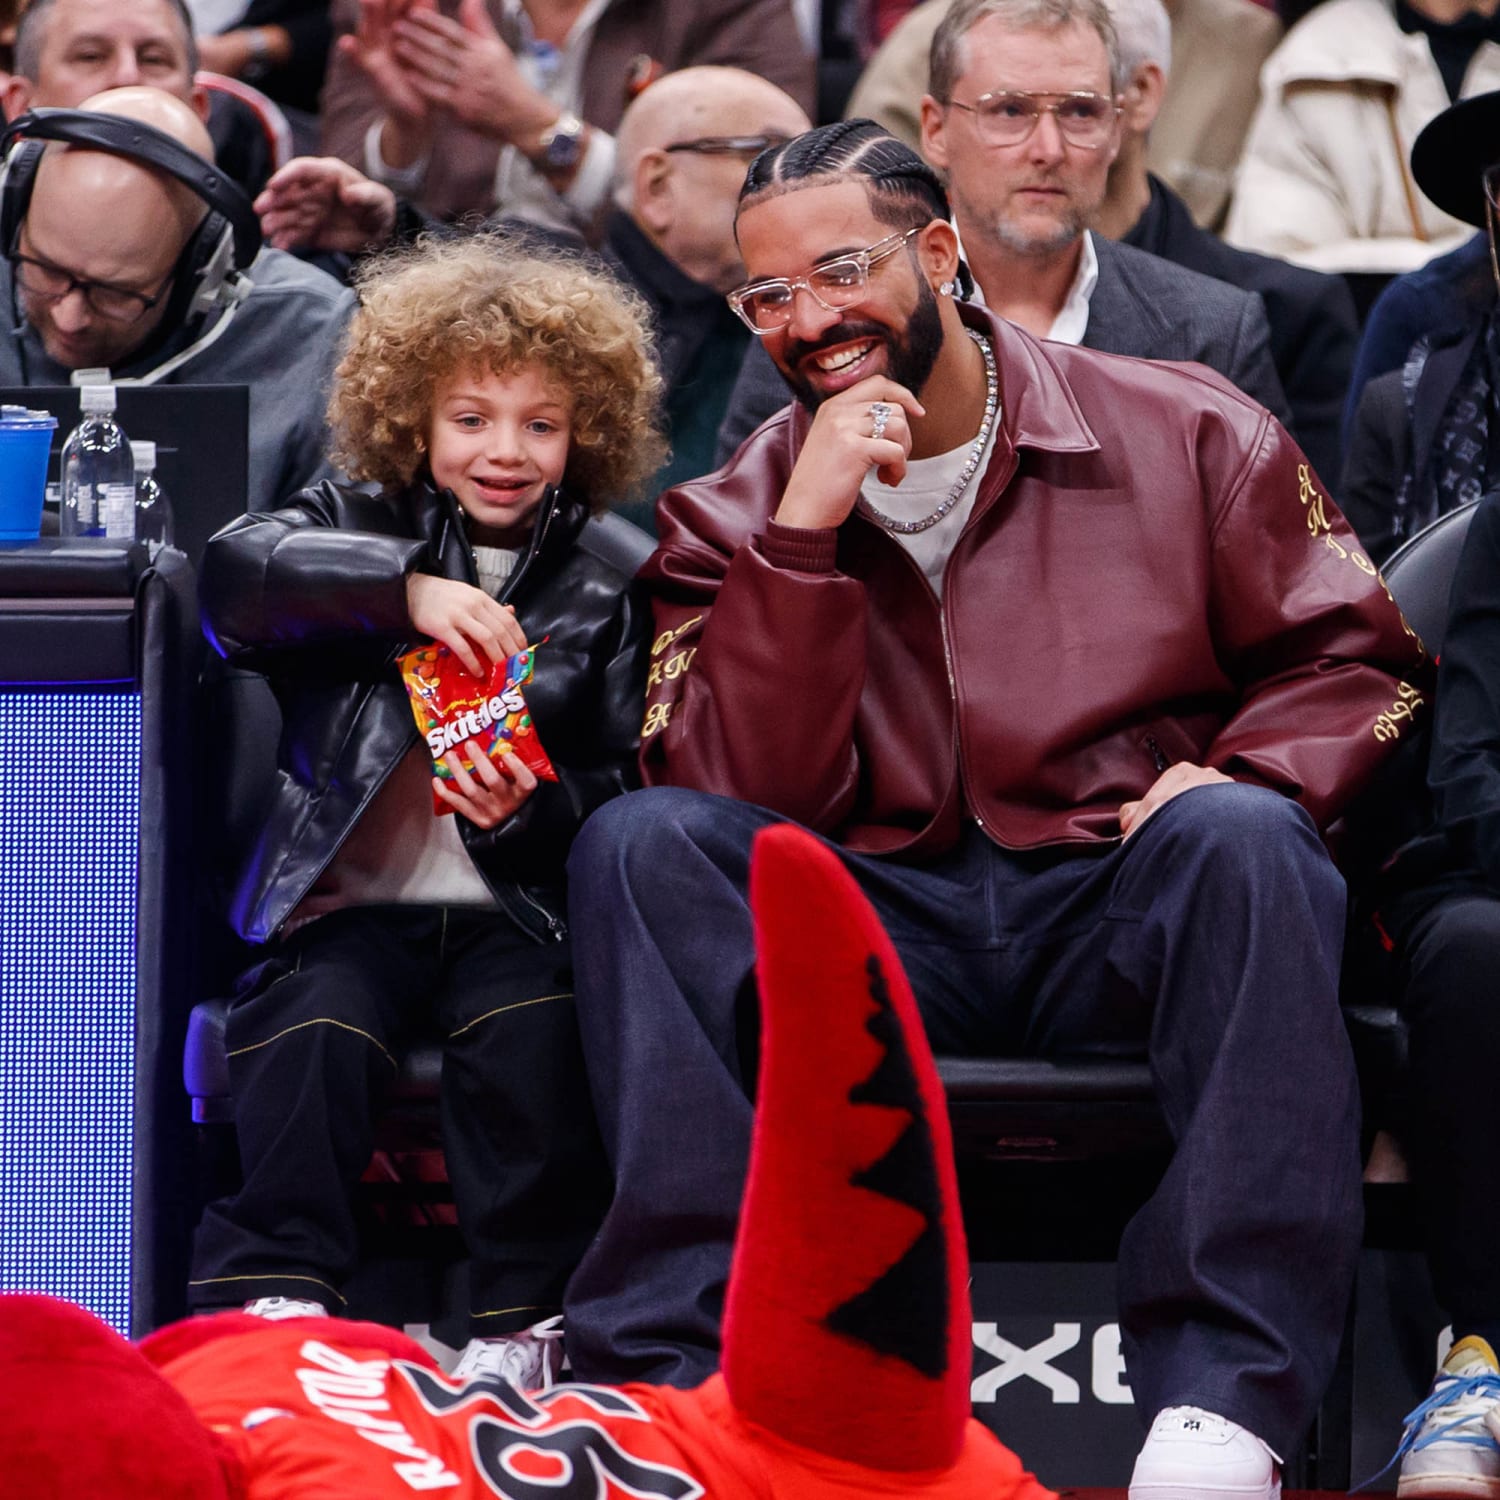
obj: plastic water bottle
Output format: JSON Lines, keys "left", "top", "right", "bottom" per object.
{"left": 131, "top": 440, "right": 174, "bottom": 553}
{"left": 60, "top": 384, "right": 134, "bottom": 541}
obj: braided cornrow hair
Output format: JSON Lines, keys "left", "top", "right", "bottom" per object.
{"left": 738, "top": 120, "right": 972, "bottom": 296}
{"left": 740, "top": 119, "right": 951, "bottom": 228}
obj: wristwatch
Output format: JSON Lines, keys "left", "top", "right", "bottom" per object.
{"left": 535, "top": 111, "right": 586, "bottom": 174}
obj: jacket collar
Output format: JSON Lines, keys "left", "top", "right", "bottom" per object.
{"left": 963, "top": 303, "right": 1100, "bottom": 458}
{"left": 411, "top": 474, "right": 588, "bottom": 596}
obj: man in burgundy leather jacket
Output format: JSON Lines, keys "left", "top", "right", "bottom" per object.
{"left": 562, "top": 122, "right": 1429, "bottom": 1500}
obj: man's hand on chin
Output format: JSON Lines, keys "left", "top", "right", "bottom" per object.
{"left": 775, "top": 375, "right": 923, "bottom": 531}
{"left": 1119, "top": 762, "right": 1234, "bottom": 840}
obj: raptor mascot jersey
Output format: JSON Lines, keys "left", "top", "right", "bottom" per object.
{"left": 0, "top": 827, "right": 1054, "bottom": 1500}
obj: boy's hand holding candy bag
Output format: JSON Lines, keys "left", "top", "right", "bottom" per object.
{"left": 405, "top": 573, "right": 527, "bottom": 677}
{"left": 399, "top": 640, "right": 558, "bottom": 822}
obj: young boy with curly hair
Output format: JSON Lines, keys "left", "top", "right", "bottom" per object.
{"left": 187, "top": 235, "right": 665, "bottom": 1386}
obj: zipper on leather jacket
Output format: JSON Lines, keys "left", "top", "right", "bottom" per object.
{"left": 494, "top": 882, "right": 568, "bottom": 944}
{"left": 1145, "top": 735, "right": 1171, "bottom": 773}
{"left": 499, "top": 489, "right": 559, "bottom": 604}
{"left": 877, "top": 527, "right": 980, "bottom": 833}
{"left": 518, "top": 885, "right": 567, "bottom": 941}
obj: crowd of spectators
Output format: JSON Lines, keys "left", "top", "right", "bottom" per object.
{"left": 10, "top": 0, "right": 1500, "bottom": 1494}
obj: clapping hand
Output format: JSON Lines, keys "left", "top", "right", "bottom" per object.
{"left": 339, "top": 0, "right": 438, "bottom": 175}
{"left": 391, "top": 0, "right": 556, "bottom": 145}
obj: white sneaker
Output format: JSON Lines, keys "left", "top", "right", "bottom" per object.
{"left": 1129, "top": 1405, "right": 1281, "bottom": 1500}
{"left": 452, "top": 1315, "right": 564, "bottom": 1391}
{"left": 243, "top": 1296, "right": 329, "bottom": 1321}
{"left": 1397, "top": 1336, "right": 1500, "bottom": 1497}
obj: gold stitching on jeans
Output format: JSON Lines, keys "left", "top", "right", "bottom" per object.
{"left": 186, "top": 1272, "right": 347, "bottom": 1305}
{"left": 227, "top": 1018, "right": 398, "bottom": 1069}
{"left": 446, "top": 992, "right": 570, "bottom": 1041}
{"left": 472, "top": 1304, "right": 550, "bottom": 1320}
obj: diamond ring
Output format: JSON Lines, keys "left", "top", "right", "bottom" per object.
{"left": 868, "top": 401, "right": 893, "bottom": 441}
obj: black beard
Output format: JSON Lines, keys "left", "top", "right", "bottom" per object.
{"left": 777, "top": 276, "right": 946, "bottom": 411}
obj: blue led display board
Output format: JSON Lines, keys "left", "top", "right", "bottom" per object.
{"left": 0, "top": 689, "right": 140, "bottom": 1332}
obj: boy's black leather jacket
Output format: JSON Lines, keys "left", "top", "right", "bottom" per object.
{"left": 200, "top": 477, "right": 651, "bottom": 945}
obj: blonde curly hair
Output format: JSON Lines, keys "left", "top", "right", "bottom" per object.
{"left": 328, "top": 234, "right": 667, "bottom": 509}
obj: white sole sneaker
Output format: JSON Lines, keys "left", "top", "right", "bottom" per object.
{"left": 1400, "top": 1477, "right": 1500, "bottom": 1499}
{"left": 1129, "top": 1405, "right": 1281, "bottom": 1500}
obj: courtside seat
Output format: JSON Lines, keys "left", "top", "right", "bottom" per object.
{"left": 184, "top": 506, "right": 1478, "bottom": 1197}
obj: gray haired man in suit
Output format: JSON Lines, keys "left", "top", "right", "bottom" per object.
{"left": 717, "top": 0, "right": 1290, "bottom": 464}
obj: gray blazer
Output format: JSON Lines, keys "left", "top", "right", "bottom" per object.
{"left": 713, "top": 232, "right": 1292, "bottom": 467}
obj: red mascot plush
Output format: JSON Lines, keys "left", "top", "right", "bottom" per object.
{"left": 0, "top": 825, "right": 1054, "bottom": 1499}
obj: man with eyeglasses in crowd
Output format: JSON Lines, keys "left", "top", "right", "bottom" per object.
{"left": 0, "top": 85, "right": 352, "bottom": 518}
{"left": 252, "top": 66, "right": 809, "bottom": 511}
{"left": 716, "top": 0, "right": 1289, "bottom": 462}
{"left": 560, "top": 119, "right": 1430, "bottom": 1500}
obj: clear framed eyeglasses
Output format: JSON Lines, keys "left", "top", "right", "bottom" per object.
{"left": 947, "top": 89, "right": 1122, "bottom": 150}
{"left": 663, "top": 134, "right": 793, "bottom": 158}
{"left": 726, "top": 227, "right": 922, "bottom": 334}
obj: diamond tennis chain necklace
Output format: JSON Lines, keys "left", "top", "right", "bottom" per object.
{"left": 855, "top": 327, "right": 998, "bottom": 536}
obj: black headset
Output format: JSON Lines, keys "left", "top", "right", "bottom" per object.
{"left": 0, "top": 107, "right": 263, "bottom": 326}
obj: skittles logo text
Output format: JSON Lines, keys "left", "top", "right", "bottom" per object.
{"left": 424, "top": 686, "right": 529, "bottom": 758}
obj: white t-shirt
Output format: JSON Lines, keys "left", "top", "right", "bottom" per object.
{"left": 859, "top": 400, "right": 1001, "bottom": 599}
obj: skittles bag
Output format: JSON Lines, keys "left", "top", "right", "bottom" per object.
{"left": 398, "top": 642, "right": 557, "bottom": 813}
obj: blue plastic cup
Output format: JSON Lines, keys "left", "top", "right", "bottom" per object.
{"left": 0, "top": 406, "right": 57, "bottom": 542}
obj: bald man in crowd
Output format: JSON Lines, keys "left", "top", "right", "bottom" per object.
{"left": 0, "top": 86, "right": 353, "bottom": 517}
{"left": 255, "top": 66, "right": 810, "bottom": 510}
{"left": 602, "top": 67, "right": 809, "bottom": 505}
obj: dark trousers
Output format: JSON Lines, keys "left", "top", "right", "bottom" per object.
{"left": 189, "top": 905, "right": 609, "bottom": 1335}
{"left": 562, "top": 783, "right": 1362, "bottom": 1457}
{"left": 1384, "top": 882, "right": 1500, "bottom": 1331}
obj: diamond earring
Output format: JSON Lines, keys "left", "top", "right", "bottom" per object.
{"left": 939, "top": 280, "right": 956, "bottom": 296}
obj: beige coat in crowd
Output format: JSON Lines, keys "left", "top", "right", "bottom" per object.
{"left": 1226, "top": 0, "right": 1500, "bottom": 275}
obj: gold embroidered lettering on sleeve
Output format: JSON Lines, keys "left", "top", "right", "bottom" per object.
{"left": 1374, "top": 571, "right": 1422, "bottom": 644}
{"left": 1373, "top": 680, "right": 1427, "bottom": 742}
{"left": 1298, "top": 464, "right": 1426, "bottom": 651}
{"left": 649, "top": 615, "right": 704, "bottom": 658}
{"left": 1298, "top": 463, "right": 1348, "bottom": 560}
{"left": 662, "top": 647, "right": 697, "bottom": 681}
{"left": 642, "top": 701, "right": 673, "bottom": 739}
{"left": 646, "top": 660, "right": 664, "bottom": 690}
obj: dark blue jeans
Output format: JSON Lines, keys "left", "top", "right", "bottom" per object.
{"left": 563, "top": 782, "right": 1361, "bottom": 1457}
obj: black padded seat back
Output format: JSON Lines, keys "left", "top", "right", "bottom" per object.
{"left": 1382, "top": 500, "right": 1481, "bottom": 657}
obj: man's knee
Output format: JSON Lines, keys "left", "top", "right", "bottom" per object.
{"left": 568, "top": 786, "right": 759, "bottom": 896}
{"left": 1147, "top": 782, "right": 1335, "bottom": 882}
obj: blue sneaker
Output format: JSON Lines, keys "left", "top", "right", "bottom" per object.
{"left": 1397, "top": 1336, "right": 1500, "bottom": 1498}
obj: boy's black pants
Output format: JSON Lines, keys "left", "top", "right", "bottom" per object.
{"left": 189, "top": 904, "right": 609, "bottom": 1336}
